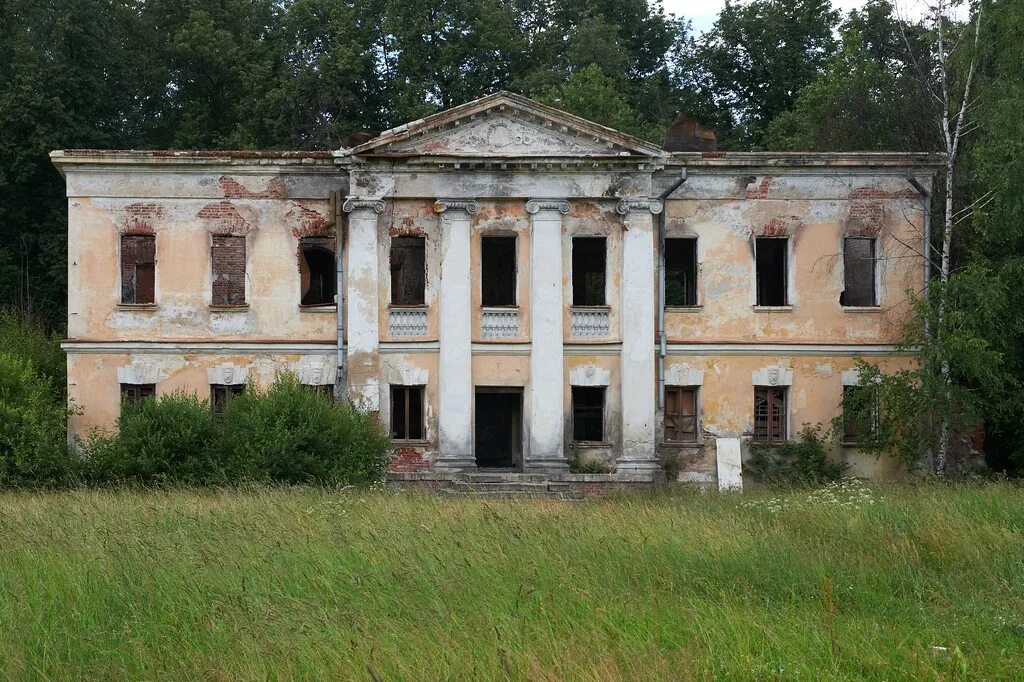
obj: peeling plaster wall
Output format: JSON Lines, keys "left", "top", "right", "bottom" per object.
{"left": 661, "top": 173, "right": 924, "bottom": 343}
{"left": 66, "top": 167, "right": 344, "bottom": 343}
{"left": 657, "top": 352, "right": 918, "bottom": 481}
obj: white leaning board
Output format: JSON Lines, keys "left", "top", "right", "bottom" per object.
{"left": 715, "top": 437, "right": 743, "bottom": 491}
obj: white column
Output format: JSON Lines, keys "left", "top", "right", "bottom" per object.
{"left": 434, "top": 198, "right": 478, "bottom": 471}
{"left": 342, "top": 198, "right": 385, "bottom": 410}
{"left": 615, "top": 198, "right": 662, "bottom": 474}
{"left": 525, "top": 199, "right": 570, "bottom": 473}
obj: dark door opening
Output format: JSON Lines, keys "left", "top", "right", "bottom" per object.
{"left": 474, "top": 390, "right": 523, "bottom": 469}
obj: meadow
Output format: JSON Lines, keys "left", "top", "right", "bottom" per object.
{"left": 1, "top": 481, "right": 1022, "bottom": 680}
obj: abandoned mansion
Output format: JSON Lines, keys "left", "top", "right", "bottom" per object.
{"left": 53, "top": 92, "right": 940, "bottom": 485}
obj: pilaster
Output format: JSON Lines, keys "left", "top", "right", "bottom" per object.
{"left": 525, "top": 199, "right": 571, "bottom": 473}
{"left": 342, "top": 197, "right": 385, "bottom": 410}
{"left": 615, "top": 198, "right": 662, "bottom": 474}
{"left": 433, "top": 198, "right": 478, "bottom": 471}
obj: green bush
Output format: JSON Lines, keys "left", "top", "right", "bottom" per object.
{"left": 219, "top": 374, "right": 391, "bottom": 485}
{"left": 84, "top": 392, "right": 220, "bottom": 485}
{"left": 746, "top": 424, "right": 849, "bottom": 486}
{"left": 0, "top": 353, "right": 77, "bottom": 487}
{"left": 0, "top": 308, "right": 66, "bottom": 401}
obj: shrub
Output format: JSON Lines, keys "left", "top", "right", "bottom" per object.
{"left": 0, "top": 353, "right": 77, "bottom": 487}
{"left": 218, "top": 374, "right": 391, "bottom": 485}
{"left": 0, "top": 308, "right": 66, "bottom": 400}
{"left": 83, "top": 392, "right": 220, "bottom": 484}
{"left": 746, "top": 424, "right": 849, "bottom": 486}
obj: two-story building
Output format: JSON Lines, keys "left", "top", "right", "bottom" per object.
{"left": 54, "top": 92, "right": 939, "bottom": 486}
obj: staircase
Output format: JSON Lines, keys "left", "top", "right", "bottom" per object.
{"left": 440, "top": 473, "right": 585, "bottom": 500}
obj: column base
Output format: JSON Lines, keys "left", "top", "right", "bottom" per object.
{"left": 433, "top": 456, "right": 478, "bottom": 473}
{"left": 615, "top": 458, "right": 662, "bottom": 476}
{"left": 524, "top": 454, "right": 570, "bottom": 475}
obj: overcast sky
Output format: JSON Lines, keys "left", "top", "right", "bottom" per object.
{"left": 663, "top": 0, "right": 933, "bottom": 34}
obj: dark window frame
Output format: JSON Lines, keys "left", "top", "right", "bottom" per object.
{"left": 755, "top": 237, "right": 788, "bottom": 306}
{"left": 571, "top": 386, "right": 606, "bottom": 443}
{"left": 390, "top": 236, "right": 427, "bottom": 306}
{"left": 303, "top": 383, "right": 334, "bottom": 399}
{"left": 391, "top": 385, "right": 425, "bottom": 441}
{"left": 120, "top": 383, "right": 156, "bottom": 406}
{"left": 120, "top": 234, "right": 156, "bottom": 305}
{"left": 753, "top": 386, "right": 788, "bottom": 444}
{"left": 571, "top": 236, "right": 607, "bottom": 306}
{"left": 841, "top": 237, "right": 877, "bottom": 307}
{"left": 664, "top": 386, "right": 699, "bottom": 443}
{"left": 665, "top": 238, "right": 698, "bottom": 307}
{"left": 480, "top": 235, "right": 517, "bottom": 307}
{"left": 299, "top": 237, "right": 337, "bottom": 306}
{"left": 211, "top": 384, "right": 245, "bottom": 415}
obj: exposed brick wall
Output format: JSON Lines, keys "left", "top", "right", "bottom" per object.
{"left": 198, "top": 201, "right": 254, "bottom": 235}
{"left": 211, "top": 235, "right": 246, "bottom": 305}
{"left": 218, "top": 175, "right": 287, "bottom": 199}
{"left": 122, "top": 203, "right": 161, "bottom": 235}
{"left": 744, "top": 176, "right": 774, "bottom": 200}
{"left": 389, "top": 447, "right": 430, "bottom": 473}
{"left": 120, "top": 234, "right": 155, "bottom": 304}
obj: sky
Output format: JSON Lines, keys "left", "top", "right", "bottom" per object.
{"left": 663, "top": 0, "right": 933, "bottom": 34}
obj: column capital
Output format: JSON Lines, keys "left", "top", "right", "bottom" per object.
{"left": 433, "top": 198, "right": 479, "bottom": 215}
{"left": 526, "top": 198, "right": 571, "bottom": 215}
{"left": 615, "top": 198, "right": 663, "bottom": 216}
{"left": 342, "top": 197, "right": 386, "bottom": 215}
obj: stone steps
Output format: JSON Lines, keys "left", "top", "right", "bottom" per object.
{"left": 441, "top": 480, "right": 585, "bottom": 500}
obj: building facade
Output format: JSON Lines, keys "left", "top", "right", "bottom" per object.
{"left": 54, "top": 93, "right": 939, "bottom": 485}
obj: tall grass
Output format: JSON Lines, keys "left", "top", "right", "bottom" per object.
{"left": 0, "top": 483, "right": 1022, "bottom": 680}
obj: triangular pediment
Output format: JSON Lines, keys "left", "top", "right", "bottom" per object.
{"left": 341, "top": 92, "right": 662, "bottom": 158}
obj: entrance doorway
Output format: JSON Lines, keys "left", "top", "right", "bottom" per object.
{"left": 474, "top": 389, "right": 523, "bottom": 469}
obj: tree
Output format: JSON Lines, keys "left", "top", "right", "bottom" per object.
{"left": 697, "top": 0, "right": 840, "bottom": 146}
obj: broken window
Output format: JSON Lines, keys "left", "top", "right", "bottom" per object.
{"left": 120, "top": 234, "right": 155, "bottom": 304}
{"left": 841, "top": 237, "right": 877, "bottom": 306}
{"left": 842, "top": 385, "right": 879, "bottom": 443}
{"left": 664, "top": 387, "right": 698, "bottom": 442}
{"left": 303, "top": 384, "right": 333, "bottom": 399}
{"left": 391, "top": 385, "right": 424, "bottom": 440}
{"left": 754, "top": 386, "right": 787, "bottom": 444}
{"left": 390, "top": 237, "right": 426, "bottom": 305}
{"left": 572, "top": 386, "right": 605, "bottom": 442}
{"left": 120, "top": 383, "right": 155, "bottom": 406}
{"left": 665, "top": 238, "right": 698, "bottom": 306}
{"left": 299, "top": 238, "right": 336, "bottom": 306}
{"left": 481, "top": 236, "right": 517, "bottom": 306}
{"left": 211, "top": 236, "right": 246, "bottom": 305}
{"left": 572, "top": 237, "right": 606, "bottom": 306}
{"left": 755, "top": 238, "right": 788, "bottom": 306}
{"left": 211, "top": 384, "right": 245, "bottom": 415}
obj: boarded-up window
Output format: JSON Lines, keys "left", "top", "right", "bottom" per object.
{"left": 572, "top": 237, "right": 606, "bottom": 306}
{"left": 756, "top": 238, "right": 787, "bottom": 306}
{"left": 666, "top": 238, "right": 697, "bottom": 306}
{"left": 665, "top": 387, "right": 698, "bottom": 442}
{"left": 842, "top": 385, "right": 878, "bottom": 443}
{"left": 211, "top": 236, "right": 246, "bottom": 305}
{"left": 299, "top": 238, "right": 336, "bottom": 306}
{"left": 211, "top": 384, "right": 245, "bottom": 415}
{"left": 391, "top": 385, "right": 424, "bottom": 440}
{"left": 390, "top": 237, "right": 426, "bottom": 305}
{"left": 481, "top": 236, "right": 516, "bottom": 306}
{"left": 303, "top": 384, "right": 333, "bottom": 399}
{"left": 754, "top": 387, "right": 787, "bottom": 443}
{"left": 841, "top": 237, "right": 876, "bottom": 306}
{"left": 120, "top": 383, "right": 155, "bottom": 406}
{"left": 120, "top": 235, "right": 155, "bottom": 304}
{"left": 572, "top": 386, "right": 605, "bottom": 442}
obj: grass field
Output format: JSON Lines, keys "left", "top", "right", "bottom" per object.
{"left": 1, "top": 482, "right": 1023, "bottom": 680}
